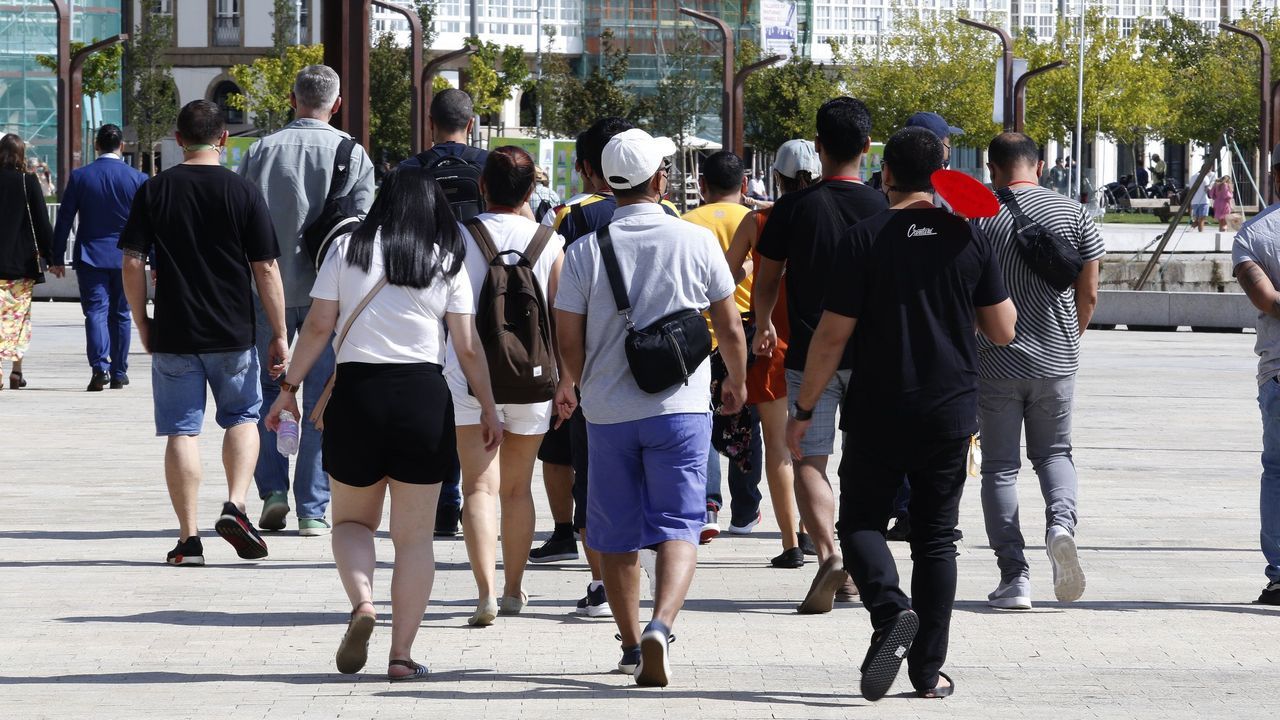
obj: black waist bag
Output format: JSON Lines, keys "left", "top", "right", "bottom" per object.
{"left": 598, "top": 225, "right": 712, "bottom": 394}
{"left": 996, "top": 187, "right": 1083, "bottom": 292}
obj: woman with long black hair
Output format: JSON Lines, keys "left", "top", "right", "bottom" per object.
{"left": 267, "top": 167, "right": 501, "bottom": 681}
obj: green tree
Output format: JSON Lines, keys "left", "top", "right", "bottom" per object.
{"left": 466, "top": 39, "right": 530, "bottom": 127}
{"left": 125, "top": 15, "right": 178, "bottom": 173}
{"left": 270, "top": 0, "right": 298, "bottom": 56}
{"left": 539, "top": 29, "right": 640, "bottom": 139}
{"left": 741, "top": 40, "right": 844, "bottom": 152}
{"left": 37, "top": 40, "right": 123, "bottom": 160}
{"left": 369, "top": 32, "right": 412, "bottom": 163}
{"left": 226, "top": 44, "right": 325, "bottom": 134}
{"left": 415, "top": 0, "right": 439, "bottom": 52}
{"left": 643, "top": 29, "right": 716, "bottom": 211}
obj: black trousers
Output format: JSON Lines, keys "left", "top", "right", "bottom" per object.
{"left": 836, "top": 436, "right": 969, "bottom": 691}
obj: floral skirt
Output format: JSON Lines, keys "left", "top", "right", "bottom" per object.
{"left": 0, "top": 278, "right": 35, "bottom": 361}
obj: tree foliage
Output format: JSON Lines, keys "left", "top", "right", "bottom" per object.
{"left": 226, "top": 44, "right": 325, "bottom": 134}
{"left": 369, "top": 32, "right": 412, "bottom": 163}
{"left": 270, "top": 0, "right": 297, "bottom": 56}
{"left": 125, "top": 15, "right": 178, "bottom": 173}
{"left": 641, "top": 29, "right": 717, "bottom": 210}
{"left": 741, "top": 39, "right": 846, "bottom": 152}
{"left": 36, "top": 39, "right": 123, "bottom": 151}
{"left": 467, "top": 39, "right": 530, "bottom": 122}
{"left": 539, "top": 30, "right": 642, "bottom": 138}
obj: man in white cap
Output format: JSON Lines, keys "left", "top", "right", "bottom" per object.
{"left": 1232, "top": 142, "right": 1280, "bottom": 606}
{"left": 555, "top": 128, "right": 749, "bottom": 686}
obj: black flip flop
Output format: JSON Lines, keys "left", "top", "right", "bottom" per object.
{"left": 917, "top": 671, "right": 955, "bottom": 699}
{"left": 859, "top": 609, "right": 919, "bottom": 702}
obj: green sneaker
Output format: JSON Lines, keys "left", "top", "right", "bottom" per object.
{"left": 299, "top": 518, "right": 331, "bottom": 537}
{"left": 259, "top": 491, "right": 290, "bottom": 532}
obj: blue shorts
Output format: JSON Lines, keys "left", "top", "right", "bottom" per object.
{"left": 585, "top": 413, "right": 711, "bottom": 553}
{"left": 1192, "top": 203, "right": 1210, "bottom": 220}
{"left": 151, "top": 350, "right": 262, "bottom": 436}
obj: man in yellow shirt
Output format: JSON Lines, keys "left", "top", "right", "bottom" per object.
{"left": 682, "top": 151, "right": 761, "bottom": 542}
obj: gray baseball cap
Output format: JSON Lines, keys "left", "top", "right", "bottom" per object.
{"left": 773, "top": 139, "right": 821, "bottom": 179}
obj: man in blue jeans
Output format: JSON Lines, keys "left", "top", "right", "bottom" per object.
{"left": 120, "top": 100, "right": 288, "bottom": 566}
{"left": 1231, "top": 142, "right": 1280, "bottom": 606}
{"left": 238, "top": 65, "right": 374, "bottom": 536}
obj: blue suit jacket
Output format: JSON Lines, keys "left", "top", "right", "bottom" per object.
{"left": 53, "top": 156, "right": 149, "bottom": 269}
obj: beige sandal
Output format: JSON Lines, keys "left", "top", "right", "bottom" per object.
{"left": 335, "top": 601, "right": 377, "bottom": 674}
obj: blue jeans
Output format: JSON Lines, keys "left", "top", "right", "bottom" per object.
{"left": 77, "top": 265, "right": 130, "bottom": 379}
{"left": 706, "top": 407, "right": 763, "bottom": 526}
{"left": 151, "top": 350, "right": 261, "bottom": 436}
{"left": 1258, "top": 378, "right": 1280, "bottom": 582}
{"left": 254, "top": 302, "right": 335, "bottom": 520}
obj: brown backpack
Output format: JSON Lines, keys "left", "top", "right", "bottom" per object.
{"left": 463, "top": 218, "right": 557, "bottom": 404}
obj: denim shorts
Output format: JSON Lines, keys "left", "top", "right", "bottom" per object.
{"left": 585, "top": 413, "right": 710, "bottom": 553}
{"left": 785, "top": 368, "right": 851, "bottom": 458}
{"left": 151, "top": 349, "right": 262, "bottom": 436}
{"left": 1192, "top": 203, "right": 1210, "bottom": 220}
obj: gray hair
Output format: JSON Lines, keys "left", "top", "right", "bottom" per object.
{"left": 293, "top": 65, "right": 340, "bottom": 111}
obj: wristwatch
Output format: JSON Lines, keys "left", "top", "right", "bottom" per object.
{"left": 278, "top": 379, "right": 301, "bottom": 394}
{"left": 790, "top": 402, "right": 814, "bottom": 421}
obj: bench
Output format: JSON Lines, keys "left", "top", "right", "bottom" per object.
{"left": 1128, "top": 199, "right": 1179, "bottom": 222}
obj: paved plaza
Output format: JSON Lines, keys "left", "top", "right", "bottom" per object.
{"left": 2, "top": 301, "right": 1278, "bottom": 719}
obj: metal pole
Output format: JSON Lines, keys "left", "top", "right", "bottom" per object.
{"left": 1134, "top": 135, "right": 1228, "bottom": 290}
{"left": 1013, "top": 60, "right": 1065, "bottom": 133}
{"left": 1073, "top": 2, "right": 1085, "bottom": 201}
{"left": 732, "top": 55, "right": 783, "bottom": 157}
{"left": 470, "top": 0, "right": 479, "bottom": 37}
{"left": 371, "top": 0, "right": 424, "bottom": 153}
{"left": 49, "top": 0, "right": 70, "bottom": 196}
{"left": 535, "top": 0, "right": 542, "bottom": 135}
{"left": 69, "top": 35, "right": 128, "bottom": 173}
{"left": 1221, "top": 23, "right": 1272, "bottom": 205}
{"left": 322, "top": 0, "right": 372, "bottom": 148}
{"left": 959, "top": 18, "right": 1014, "bottom": 132}
{"left": 679, "top": 7, "right": 734, "bottom": 153}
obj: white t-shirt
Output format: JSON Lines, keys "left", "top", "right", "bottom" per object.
{"left": 1191, "top": 170, "right": 1217, "bottom": 205}
{"left": 311, "top": 232, "right": 473, "bottom": 365}
{"left": 444, "top": 212, "right": 565, "bottom": 391}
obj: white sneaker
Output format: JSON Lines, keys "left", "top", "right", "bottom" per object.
{"left": 727, "top": 510, "right": 762, "bottom": 535}
{"left": 700, "top": 505, "right": 720, "bottom": 544}
{"left": 987, "top": 578, "right": 1032, "bottom": 610}
{"left": 1046, "top": 525, "right": 1085, "bottom": 602}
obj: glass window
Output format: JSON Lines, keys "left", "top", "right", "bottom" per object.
{"left": 212, "top": 80, "right": 245, "bottom": 125}
{"left": 213, "top": 0, "right": 241, "bottom": 47}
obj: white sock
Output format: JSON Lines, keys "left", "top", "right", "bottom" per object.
{"left": 589, "top": 580, "right": 603, "bottom": 592}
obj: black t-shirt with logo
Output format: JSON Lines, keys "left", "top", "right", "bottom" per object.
{"left": 756, "top": 179, "right": 888, "bottom": 371}
{"left": 119, "top": 164, "right": 280, "bottom": 354}
{"left": 823, "top": 206, "right": 1009, "bottom": 455}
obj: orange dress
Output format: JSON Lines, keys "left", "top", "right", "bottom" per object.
{"left": 746, "top": 209, "right": 790, "bottom": 405}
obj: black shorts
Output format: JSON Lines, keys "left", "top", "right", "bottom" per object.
{"left": 322, "top": 362, "right": 456, "bottom": 487}
{"left": 537, "top": 413, "right": 573, "bottom": 465}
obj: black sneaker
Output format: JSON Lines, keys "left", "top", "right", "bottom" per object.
{"left": 635, "top": 621, "right": 674, "bottom": 687}
{"left": 1257, "top": 580, "right": 1280, "bottom": 605}
{"left": 109, "top": 374, "right": 130, "bottom": 389}
{"left": 434, "top": 504, "right": 460, "bottom": 537}
{"left": 771, "top": 547, "right": 804, "bottom": 569}
{"left": 617, "top": 643, "right": 641, "bottom": 674}
{"left": 529, "top": 534, "right": 578, "bottom": 564}
{"left": 797, "top": 531, "right": 817, "bottom": 556}
{"left": 214, "top": 502, "right": 269, "bottom": 559}
{"left": 574, "top": 582, "right": 612, "bottom": 617}
{"left": 165, "top": 537, "right": 205, "bottom": 566}
{"left": 886, "top": 517, "right": 911, "bottom": 542}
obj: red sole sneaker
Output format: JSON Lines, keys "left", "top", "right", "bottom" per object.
{"left": 215, "top": 514, "right": 268, "bottom": 559}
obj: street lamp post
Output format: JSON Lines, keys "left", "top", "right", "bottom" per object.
{"left": 49, "top": 0, "right": 71, "bottom": 195}
{"left": 323, "top": 0, "right": 372, "bottom": 148}
{"left": 514, "top": 0, "right": 543, "bottom": 136}
{"left": 732, "top": 55, "right": 783, "bottom": 157}
{"left": 678, "top": 6, "right": 734, "bottom": 154}
{"left": 371, "top": 0, "right": 424, "bottom": 154}
{"left": 1221, "top": 23, "right": 1272, "bottom": 205}
{"left": 1012, "top": 60, "right": 1065, "bottom": 133}
{"left": 959, "top": 17, "right": 1014, "bottom": 132}
{"left": 69, "top": 35, "right": 128, "bottom": 173}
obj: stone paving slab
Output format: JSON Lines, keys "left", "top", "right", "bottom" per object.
{"left": 2, "top": 302, "right": 1279, "bottom": 719}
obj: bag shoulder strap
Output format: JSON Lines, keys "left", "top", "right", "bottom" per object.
{"left": 595, "top": 225, "right": 634, "bottom": 329}
{"left": 327, "top": 138, "right": 357, "bottom": 201}
{"left": 333, "top": 276, "right": 389, "bottom": 354}
{"left": 464, "top": 218, "right": 500, "bottom": 264}
{"left": 524, "top": 224, "right": 554, "bottom": 266}
{"left": 995, "top": 186, "right": 1033, "bottom": 225}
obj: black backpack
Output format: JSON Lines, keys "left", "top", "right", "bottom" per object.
{"left": 463, "top": 218, "right": 557, "bottom": 404}
{"left": 995, "top": 187, "right": 1083, "bottom": 292}
{"left": 303, "top": 137, "right": 363, "bottom": 271}
{"left": 417, "top": 147, "right": 486, "bottom": 222}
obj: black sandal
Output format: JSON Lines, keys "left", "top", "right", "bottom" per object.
{"left": 388, "top": 658, "right": 430, "bottom": 682}
{"left": 917, "top": 671, "right": 955, "bottom": 699}
{"left": 335, "top": 601, "right": 376, "bottom": 674}
{"left": 859, "top": 609, "right": 919, "bottom": 702}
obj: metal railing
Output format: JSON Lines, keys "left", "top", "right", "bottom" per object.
{"left": 212, "top": 16, "right": 240, "bottom": 47}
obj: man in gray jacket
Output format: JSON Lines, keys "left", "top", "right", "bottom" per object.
{"left": 238, "top": 64, "right": 374, "bottom": 536}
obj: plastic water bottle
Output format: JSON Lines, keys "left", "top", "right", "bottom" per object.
{"left": 276, "top": 410, "right": 300, "bottom": 456}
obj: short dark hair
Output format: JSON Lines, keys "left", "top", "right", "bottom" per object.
{"left": 483, "top": 145, "right": 536, "bottom": 208}
{"left": 883, "top": 127, "right": 943, "bottom": 193}
{"left": 700, "top": 150, "right": 743, "bottom": 194}
{"left": 176, "top": 100, "right": 225, "bottom": 145}
{"left": 430, "top": 89, "right": 474, "bottom": 133}
{"left": 987, "top": 132, "right": 1040, "bottom": 172}
{"left": 815, "top": 97, "right": 872, "bottom": 164}
{"left": 0, "top": 133, "right": 25, "bottom": 172}
{"left": 96, "top": 124, "right": 123, "bottom": 153}
{"left": 578, "top": 116, "right": 634, "bottom": 178}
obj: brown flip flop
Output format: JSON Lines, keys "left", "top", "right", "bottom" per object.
{"left": 797, "top": 554, "right": 846, "bottom": 614}
{"left": 335, "top": 602, "right": 377, "bottom": 674}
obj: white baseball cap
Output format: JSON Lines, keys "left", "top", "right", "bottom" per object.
{"left": 773, "top": 139, "right": 821, "bottom": 179}
{"left": 602, "top": 128, "right": 677, "bottom": 190}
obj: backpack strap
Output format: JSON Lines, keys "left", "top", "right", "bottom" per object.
{"left": 524, "top": 224, "right": 554, "bottom": 266}
{"left": 464, "top": 218, "right": 500, "bottom": 264}
{"left": 327, "top": 138, "right": 357, "bottom": 202}
{"left": 595, "top": 224, "right": 634, "bottom": 330}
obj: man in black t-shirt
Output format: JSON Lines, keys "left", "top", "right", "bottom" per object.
{"left": 753, "top": 97, "right": 888, "bottom": 614}
{"left": 787, "top": 127, "right": 1016, "bottom": 701}
{"left": 120, "top": 100, "right": 288, "bottom": 568}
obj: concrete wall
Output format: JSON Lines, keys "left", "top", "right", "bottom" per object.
{"left": 1092, "top": 290, "right": 1256, "bottom": 330}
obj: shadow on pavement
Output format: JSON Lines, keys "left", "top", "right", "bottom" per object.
{"left": 954, "top": 599, "right": 1280, "bottom": 617}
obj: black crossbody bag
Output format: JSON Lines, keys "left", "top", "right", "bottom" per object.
{"left": 597, "top": 224, "right": 712, "bottom": 394}
{"left": 995, "top": 187, "right": 1083, "bottom": 292}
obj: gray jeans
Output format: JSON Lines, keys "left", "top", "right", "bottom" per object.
{"left": 978, "top": 375, "right": 1079, "bottom": 581}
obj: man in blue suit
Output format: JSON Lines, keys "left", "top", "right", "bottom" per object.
{"left": 52, "top": 124, "right": 149, "bottom": 391}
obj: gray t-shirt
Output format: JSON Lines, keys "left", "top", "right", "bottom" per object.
{"left": 1232, "top": 203, "right": 1280, "bottom": 385}
{"left": 555, "top": 203, "right": 736, "bottom": 424}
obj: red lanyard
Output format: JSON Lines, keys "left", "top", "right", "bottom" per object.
{"left": 825, "top": 175, "right": 863, "bottom": 184}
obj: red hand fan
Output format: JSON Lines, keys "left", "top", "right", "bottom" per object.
{"left": 931, "top": 169, "right": 1000, "bottom": 219}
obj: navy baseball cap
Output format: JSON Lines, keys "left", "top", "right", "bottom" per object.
{"left": 906, "top": 111, "right": 964, "bottom": 139}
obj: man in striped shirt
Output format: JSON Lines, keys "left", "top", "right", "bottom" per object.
{"left": 974, "top": 132, "right": 1105, "bottom": 610}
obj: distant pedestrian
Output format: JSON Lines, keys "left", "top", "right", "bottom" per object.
{"left": 51, "top": 124, "right": 149, "bottom": 392}
{"left": 266, "top": 166, "right": 501, "bottom": 680}
{"left": 789, "top": 126, "right": 1016, "bottom": 701}
{"left": 747, "top": 170, "right": 768, "bottom": 200}
{"left": 1212, "top": 176, "right": 1235, "bottom": 232}
{"left": 555, "top": 128, "right": 748, "bottom": 686}
{"left": 1230, "top": 143, "right": 1280, "bottom": 607}
{"left": 119, "top": 100, "right": 286, "bottom": 566}
{"left": 976, "top": 132, "right": 1105, "bottom": 610}
{"left": 529, "top": 166, "right": 561, "bottom": 222}
{"left": 1190, "top": 167, "right": 1217, "bottom": 232}
{"left": 238, "top": 64, "right": 375, "bottom": 538}
{"left": 0, "top": 133, "right": 57, "bottom": 391}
